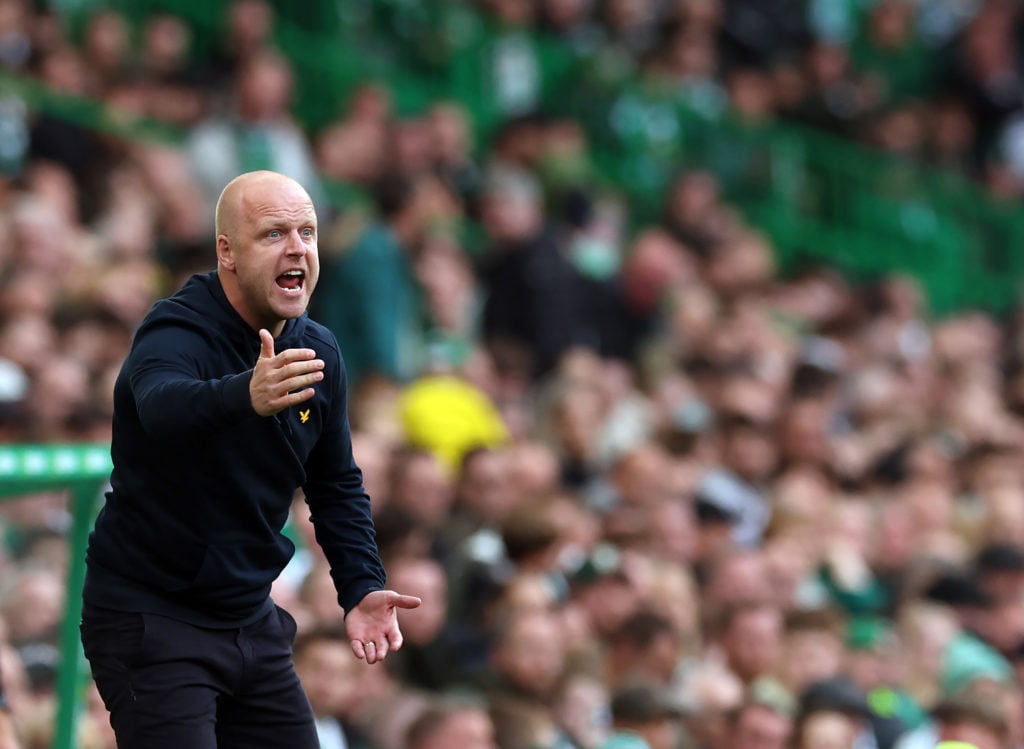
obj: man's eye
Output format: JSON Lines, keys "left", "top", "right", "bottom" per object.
{"left": 302, "top": 228, "right": 314, "bottom": 238}
{"left": 269, "top": 230, "right": 281, "bottom": 239}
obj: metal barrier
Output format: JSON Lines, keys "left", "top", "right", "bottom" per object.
{"left": 0, "top": 443, "right": 111, "bottom": 749}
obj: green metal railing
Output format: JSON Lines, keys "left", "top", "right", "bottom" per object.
{"left": 0, "top": 443, "right": 111, "bottom": 749}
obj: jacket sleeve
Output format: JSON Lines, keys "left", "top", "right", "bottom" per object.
{"left": 302, "top": 346, "right": 386, "bottom": 614}
{"left": 129, "top": 323, "right": 257, "bottom": 439}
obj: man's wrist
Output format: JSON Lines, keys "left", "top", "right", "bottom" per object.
{"left": 340, "top": 585, "right": 384, "bottom": 617}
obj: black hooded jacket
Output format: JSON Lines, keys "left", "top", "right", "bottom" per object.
{"left": 84, "top": 271, "right": 385, "bottom": 627}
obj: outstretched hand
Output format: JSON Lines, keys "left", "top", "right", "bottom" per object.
{"left": 250, "top": 328, "right": 324, "bottom": 416}
{"left": 346, "top": 589, "right": 422, "bottom": 664}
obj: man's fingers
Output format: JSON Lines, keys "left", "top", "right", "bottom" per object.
{"left": 359, "top": 640, "right": 382, "bottom": 664}
{"left": 388, "top": 630, "right": 403, "bottom": 652}
{"left": 275, "top": 371, "right": 323, "bottom": 400}
{"left": 351, "top": 640, "right": 367, "bottom": 661}
{"left": 274, "top": 348, "right": 320, "bottom": 365}
{"left": 258, "top": 328, "right": 275, "bottom": 359}
{"left": 278, "top": 358, "right": 325, "bottom": 380}
{"left": 275, "top": 388, "right": 316, "bottom": 408}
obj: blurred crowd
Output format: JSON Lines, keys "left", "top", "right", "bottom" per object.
{"left": 2, "top": 0, "right": 1024, "bottom": 748}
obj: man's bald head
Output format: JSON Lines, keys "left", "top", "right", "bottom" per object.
{"left": 212, "top": 169, "right": 320, "bottom": 334}
{"left": 214, "top": 170, "right": 311, "bottom": 239}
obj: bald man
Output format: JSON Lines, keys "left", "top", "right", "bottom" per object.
{"left": 81, "top": 171, "right": 420, "bottom": 748}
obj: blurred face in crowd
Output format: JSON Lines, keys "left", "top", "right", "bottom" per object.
{"left": 612, "top": 443, "right": 676, "bottom": 508}
{"left": 142, "top": 14, "right": 189, "bottom": 73}
{"left": 414, "top": 708, "right": 498, "bottom": 749}
{"left": 731, "top": 703, "right": 792, "bottom": 749}
{"left": 720, "top": 604, "right": 784, "bottom": 683}
{"left": 872, "top": 500, "right": 917, "bottom": 572}
{"left": 728, "top": 68, "right": 776, "bottom": 122}
{"left": 84, "top": 9, "right": 129, "bottom": 74}
{"left": 0, "top": 268, "right": 57, "bottom": 320}
{"left": 553, "top": 385, "right": 604, "bottom": 461}
{"left": 391, "top": 450, "right": 453, "bottom": 530}
{"left": 719, "top": 419, "right": 778, "bottom": 483}
{"left": 489, "top": 0, "right": 534, "bottom": 25}
{"left": 621, "top": 229, "right": 695, "bottom": 315}
{"left": 227, "top": 0, "right": 272, "bottom": 52}
{"left": 704, "top": 550, "right": 771, "bottom": 609}
{"left": 985, "top": 485, "right": 1024, "bottom": 546}
{"left": 387, "top": 557, "right": 448, "bottom": 646}
{"left": 1, "top": 568, "right": 64, "bottom": 643}
{"left": 664, "top": 28, "right": 718, "bottom": 81}
{"left": 897, "top": 603, "right": 959, "bottom": 687}
{"left": 481, "top": 180, "right": 543, "bottom": 242}
{"left": 541, "top": 0, "right": 588, "bottom": 32}
{"left": 428, "top": 102, "right": 472, "bottom": 164}
{"left": 237, "top": 51, "right": 293, "bottom": 120}
{"left": 573, "top": 572, "right": 641, "bottom": 638}
{"left": 215, "top": 171, "right": 319, "bottom": 336}
{"left": 555, "top": 672, "right": 610, "bottom": 748}
{"left": 632, "top": 715, "right": 679, "bottom": 749}
{"left": 777, "top": 400, "right": 832, "bottom": 468}
{"left": 492, "top": 609, "right": 566, "bottom": 697}
{"left": 457, "top": 448, "right": 516, "bottom": 525}
{"left": 846, "top": 645, "right": 894, "bottom": 694}
{"left": 507, "top": 441, "right": 561, "bottom": 497}
{"left": 603, "top": 0, "right": 656, "bottom": 33}
{"left": 796, "top": 710, "right": 860, "bottom": 749}
{"left": 762, "top": 534, "right": 818, "bottom": 606}
{"left": 643, "top": 562, "right": 700, "bottom": 646}
{"left": 782, "top": 627, "right": 843, "bottom": 695}
{"left": 31, "top": 354, "right": 90, "bottom": 434}
{"left": 868, "top": 0, "right": 914, "bottom": 48}
{"left": 316, "top": 120, "right": 387, "bottom": 184}
{"left": 666, "top": 171, "right": 720, "bottom": 227}
{"left": 971, "top": 596, "right": 1024, "bottom": 657}
{"left": 649, "top": 499, "right": 699, "bottom": 566}
{"left": 390, "top": 117, "right": 435, "bottom": 177}
{"left": 11, "top": 196, "right": 73, "bottom": 272}
{"left": 294, "top": 635, "right": 359, "bottom": 719}
{"left": 678, "top": 663, "right": 744, "bottom": 748}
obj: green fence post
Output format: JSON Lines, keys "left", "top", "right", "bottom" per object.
{"left": 51, "top": 480, "right": 101, "bottom": 749}
{"left": 0, "top": 444, "right": 111, "bottom": 749}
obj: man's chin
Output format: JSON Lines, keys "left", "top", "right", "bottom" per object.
{"left": 275, "top": 287, "right": 309, "bottom": 307}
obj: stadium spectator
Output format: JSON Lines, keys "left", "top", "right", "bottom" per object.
{"left": 186, "top": 49, "right": 326, "bottom": 226}
{"left": 404, "top": 700, "right": 498, "bottom": 749}
{"left": 314, "top": 172, "right": 455, "bottom": 388}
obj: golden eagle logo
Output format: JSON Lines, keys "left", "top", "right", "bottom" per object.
{"left": 299, "top": 409, "right": 311, "bottom": 424}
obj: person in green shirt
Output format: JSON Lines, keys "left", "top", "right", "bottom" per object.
{"left": 314, "top": 173, "right": 454, "bottom": 390}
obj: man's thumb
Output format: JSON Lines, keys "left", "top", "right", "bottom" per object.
{"left": 258, "top": 328, "right": 275, "bottom": 359}
{"left": 392, "top": 594, "right": 423, "bottom": 610}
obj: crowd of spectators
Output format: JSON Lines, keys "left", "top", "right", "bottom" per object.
{"left": 2, "top": 1, "right": 1024, "bottom": 748}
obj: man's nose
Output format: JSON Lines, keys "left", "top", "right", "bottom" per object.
{"left": 286, "top": 230, "right": 307, "bottom": 253}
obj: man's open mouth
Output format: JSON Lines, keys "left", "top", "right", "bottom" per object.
{"left": 276, "top": 270, "right": 305, "bottom": 291}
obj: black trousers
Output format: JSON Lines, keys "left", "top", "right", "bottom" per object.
{"left": 80, "top": 603, "right": 319, "bottom": 749}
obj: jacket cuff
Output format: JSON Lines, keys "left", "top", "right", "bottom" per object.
{"left": 340, "top": 583, "right": 384, "bottom": 617}
{"left": 220, "top": 370, "right": 257, "bottom": 421}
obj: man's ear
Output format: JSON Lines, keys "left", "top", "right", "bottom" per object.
{"left": 216, "top": 234, "right": 235, "bottom": 270}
